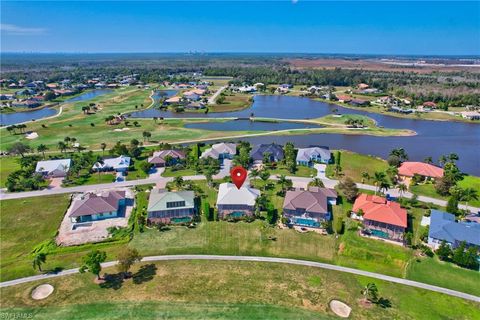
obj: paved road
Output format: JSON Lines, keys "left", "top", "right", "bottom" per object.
{"left": 0, "top": 254, "right": 478, "bottom": 302}
{"left": 208, "top": 86, "right": 227, "bottom": 105}
{"left": 1, "top": 171, "right": 479, "bottom": 213}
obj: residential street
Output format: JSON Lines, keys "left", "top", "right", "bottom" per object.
{"left": 0, "top": 254, "right": 478, "bottom": 303}
{"left": 0, "top": 170, "right": 478, "bottom": 213}
{"left": 207, "top": 85, "right": 227, "bottom": 105}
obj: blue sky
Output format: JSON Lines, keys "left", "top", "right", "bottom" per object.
{"left": 1, "top": 1, "right": 479, "bottom": 55}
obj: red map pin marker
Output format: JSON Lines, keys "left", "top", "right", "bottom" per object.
{"left": 231, "top": 166, "right": 247, "bottom": 189}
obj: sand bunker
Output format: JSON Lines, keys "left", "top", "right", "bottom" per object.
{"left": 31, "top": 284, "right": 54, "bottom": 300}
{"left": 113, "top": 127, "right": 130, "bottom": 132}
{"left": 25, "top": 132, "right": 39, "bottom": 139}
{"left": 329, "top": 300, "right": 352, "bottom": 318}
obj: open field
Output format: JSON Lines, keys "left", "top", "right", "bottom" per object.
{"left": 326, "top": 150, "right": 389, "bottom": 182}
{"left": 410, "top": 175, "right": 480, "bottom": 207}
{"left": 287, "top": 58, "right": 480, "bottom": 73}
{"left": 1, "top": 260, "right": 479, "bottom": 320}
{"left": 1, "top": 189, "right": 479, "bottom": 296}
{"left": 0, "top": 156, "right": 21, "bottom": 187}
{"left": 209, "top": 92, "right": 253, "bottom": 112}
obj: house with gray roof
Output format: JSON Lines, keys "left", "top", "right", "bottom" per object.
{"left": 283, "top": 187, "right": 337, "bottom": 228}
{"left": 428, "top": 210, "right": 480, "bottom": 250}
{"left": 35, "top": 159, "right": 71, "bottom": 178}
{"left": 216, "top": 183, "right": 260, "bottom": 220}
{"left": 148, "top": 150, "right": 186, "bottom": 167}
{"left": 296, "top": 147, "right": 331, "bottom": 166}
{"left": 147, "top": 189, "right": 196, "bottom": 224}
{"left": 200, "top": 143, "right": 236, "bottom": 160}
{"left": 69, "top": 190, "right": 126, "bottom": 223}
{"left": 92, "top": 155, "right": 131, "bottom": 172}
{"left": 250, "top": 143, "right": 284, "bottom": 163}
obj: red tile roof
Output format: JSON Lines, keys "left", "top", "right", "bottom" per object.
{"left": 336, "top": 95, "right": 352, "bottom": 101}
{"left": 353, "top": 194, "right": 407, "bottom": 228}
{"left": 398, "top": 162, "right": 444, "bottom": 178}
{"left": 423, "top": 101, "right": 437, "bottom": 108}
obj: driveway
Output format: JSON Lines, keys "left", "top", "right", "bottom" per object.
{"left": 314, "top": 164, "right": 327, "bottom": 179}
{"left": 214, "top": 159, "right": 232, "bottom": 179}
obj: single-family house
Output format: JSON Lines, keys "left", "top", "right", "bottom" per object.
{"left": 428, "top": 210, "right": 480, "bottom": 249}
{"left": 35, "top": 159, "right": 71, "bottom": 178}
{"left": 165, "top": 96, "right": 181, "bottom": 105}
{"left": 148, "top": 150, "right": 186, "bottom": 167}
{"left": 357, "top": 83, "right": 369, "bottom": 90}
{"left": 296, "top": 147, "right": 331, "bottom": 166}
{"left": 250, "top": 143, "right": 284, "bottom": 163}
{"left": 398, "top": 162, "right": 444, "bottom": 185}
{"left": 423, "top": 101, "right": 437, "bottom": 109}
{"left": 69, "top": 190, "right": 126, "bottom": 223}
{"left": 216, "top": 183, "right": 260, "bottom": 220}
{"left": 336, "top": 95, "right": 352, "bottom": 103}
{"left": 201, "top": 143, "right": 236, "bottom": 160}
{"left": 237, "top": 86, "right": 256, "bottom": 93}
{"left": 92, "top": 155, "right": 131, "bottom": 173}
{"left": 283, "top": 187, "right": 337, "bottom": 228}
{"left": 183, "top": 91, "right": 201, "bottom": 101}
{"left": 147, "top": 189, "right": 196, "bottom": 224}
{"left": 349, "top": 99, "right": 370, "bottom": 107}
{"left": 461, "top": 111, "right": 480, "bottom": 120}
{"left": 352, "top": 194, "right": 407, "bottom": 242}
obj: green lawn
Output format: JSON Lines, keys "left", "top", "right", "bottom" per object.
{"left": 210, "top": 93, "right": 253, "bottom": 112}
{"left": 0, "top": 156, "right": 21, "bottom": 187}
{"left": 326, "top": 150, "right": 389, "bottom": 182}
{"left": 63, "top": 172, "right": 115, "bottom": 187}
{"left": 162, "top": 168, "right": 198, "bottom": 177}
{"left": 270, "top": 165, "right": 317, "bottom": 178}
{"left": 0, "top": 195, "right": 71, "bottom": 281}
{"left": 1, "top": 260, "right": 478, "bottom": 320}
{"left": 410, "top": 174, "right": 480, "bottom": 207}
{"left": 406, "top": 256, "right": 480, "bottom": 296}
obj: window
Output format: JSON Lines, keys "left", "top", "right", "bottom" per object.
{"left": 166, "top": 201, "right": 186, "bottom": 208}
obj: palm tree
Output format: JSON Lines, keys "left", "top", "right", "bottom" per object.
{"left": 372, "top": 171, "right": 387, "bottom": 195}
{"left": 57, "top": 141, "right": 67, "bottom": 153}
{"left": 32, "top": 253, "right": 47, "bottom": 272}
{"left": 277, "top": 174, "right": 292, "bottom": 195}
{"left": 448, "top": 153, "right": 459, "bottom": 163}
{"left": 309, "top": 177, "right": 325, "bottom": 188}
{"left": 249, "top": 168, "right": 260, "bottom": 180}
{"left": 259, "top": 170, "right": 270, "bottom": 190}
{"left": 423, "top": 156, "right": 433, "bottom": 164}
{"left": 398, "top": 183, "right": 408, "bottom": 199}
{"left": 361, "top": 283, "right": 378, "bottom": 303}
{"left": 173, "top": 176, "right": 184, "bottom": 190}
{"left": 100, "top": 143, "right": 107, "bottom": 156}
{"left": 361, "top": 171, "right": 370, "bottom": 184}
{"left": 461, "top": 188, "right": 478, "bottom": 212}
{"left": 438, "top": 155, "right": 448, "bottom": 167}
{"left": 37, "top": 144, "right": 48, "bottom": 159}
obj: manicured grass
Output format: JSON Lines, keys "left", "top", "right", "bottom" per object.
{"left": 270, "top": 165, "right": 317, "bottom": 178}
{"left": 1, "top": 260, "right": 479, "bottom": 320}
{"left": 326, "top": 150, "right": 389, "bottom": 182}
{"left": 63, "top": 172, "right": 115, "bottom": 187}
{"left": 210, "top": 93, "right": 253, "bottom": 112}
{"left": 406, "top": 256, "right": 480, "bottom": 296}
{"left": 410, "top": 175, "right": 480, "bottom": 207}
{"left": 162, "top": 168, "right": 198, "bottom": 177}
{"left": 130, "top": 220, "right": 337, "bottom": 263}
{"left": 334, "top": 230, "right": 412, "bottom": 278}
{"left": 315, "top": 114, "right": 376, "bottom": 127}
{"left": 0, "top": 195, "right": 71, "bottom": 281}
{"left": 0, "top": 156, "right": 21, "bottom": 187}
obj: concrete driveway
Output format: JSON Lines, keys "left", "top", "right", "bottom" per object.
{"left": 214, "top": 159, "right": 232, "bottom": 179}
{"left": 314, "top": 164, "right": 327, "bottom": 179}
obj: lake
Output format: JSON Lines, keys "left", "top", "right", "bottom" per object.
{"left": 185, "top": 119, "right": 322, "bottom": 131}
{"left": 0, "top": 89, "right": 114, "bottom": 126}
{"left": 133, "top": 95, "right": 479, "bottom": 175}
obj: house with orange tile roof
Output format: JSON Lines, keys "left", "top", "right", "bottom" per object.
{"left": 336, "top": 95, "right": 352, "bottom": 103}
{"left": 352, "top": 194, "right": 407, "bottom": 242}
{"left": 165, "top": 96, "right": 182, "bottom": 104}
{"left": 398, "top": 161, "right": 444, "bottom": 185}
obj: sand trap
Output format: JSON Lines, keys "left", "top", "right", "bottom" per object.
{"left": 31, "top": 284, "right": 54, "bottom": 300}
{"left": 25, "top": 132, "right": 39, "bottom": 139}
{"left": 329, "top": 300, "right": 352, "bottom": 318}
{"left": 113, "top": 127, "right": 130, "bottom": 132}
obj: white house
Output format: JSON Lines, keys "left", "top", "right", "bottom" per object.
{"left": 200, "top": 143, "right": 236, "bottom": 160}
{"left": 35, "top": 159, "right": 71, "bottom": 178}
{"left": 216, "top": 183, "right": 260, "bottom": 220}
{"left": 92, "top": 155, "right": 131, "bottom": 173}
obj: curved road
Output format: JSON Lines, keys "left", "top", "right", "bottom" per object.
{"left": 1, "top": 255, "right": 479, "bottom": 303}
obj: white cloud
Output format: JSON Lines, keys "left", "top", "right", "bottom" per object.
{"left": 0, "top": 23, "right": 47, "bottom": 35}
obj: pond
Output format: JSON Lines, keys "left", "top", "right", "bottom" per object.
{"left": 165, "top": 95, "right": 480, "bottom": 175}
{"left": 0, "top": 89, "right": 114, "bottom": 126}
{"left": 184, "top": 119, "right": 322, "bottom": 131}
